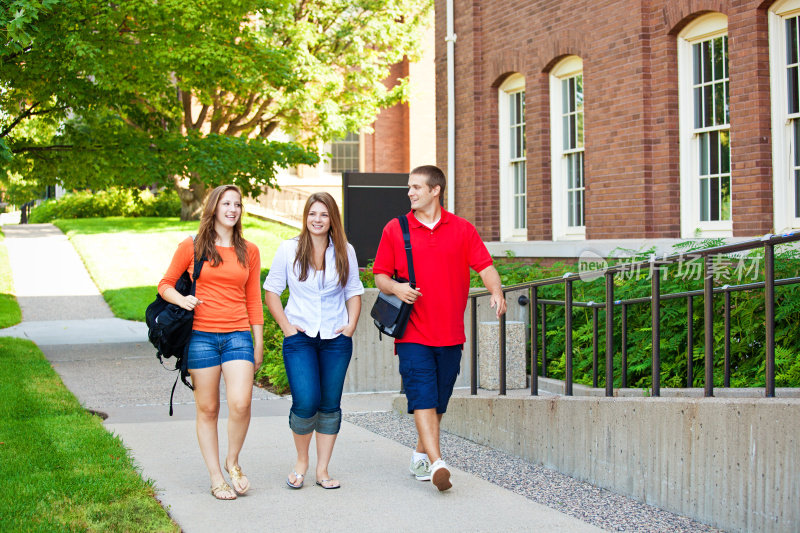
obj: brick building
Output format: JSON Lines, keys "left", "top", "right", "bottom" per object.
{"left": 436, "top": 0, "right": 800, "bottom": 258}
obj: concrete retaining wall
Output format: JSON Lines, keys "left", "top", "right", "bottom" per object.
{"left": 392, "top": 394, "right": 800, "bottom": 533}
{"left": 345, "top": 288, "right": 528, "bottom": 393}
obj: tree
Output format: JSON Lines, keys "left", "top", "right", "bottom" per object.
{"left": 1, "top": 0, "right": 432, "bottom": 218}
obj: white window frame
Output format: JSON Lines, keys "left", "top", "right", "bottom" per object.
{"left": 770, "top": 0, "right": 800, "bottom": 232}
{"left": 324, "top": 132, "right": 362, "bottom": 174}
{"left": 678, "top": 13, "right": 732, "bottom": 238}
{"left": 550, "top": 56, "right": 585, "bottom": 240}
{"left": 498, "top": 74, "right": 527, "bottom": 241}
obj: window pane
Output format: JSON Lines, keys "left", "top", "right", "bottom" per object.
{"left": 713, "top": 37, "right": 724, "bottom": 81}
{"left": 723, "top": 35, "right": 729, "bottom": 79}
{"left": 720, "top": 176, "right": 731, "bottom": 220}
{"left": 577, "top": 153, "right": 585, "bottom": 188}
{"left": 569, "top": 115, "right": 577, "bottom": 149}
{"left": 694, "top": 87, "right": 703, "bottom": 129}
{"left": 795, "top": 120, "right": 800, "bottom": 167}
{"left": 563, "top": 115, "right": 570, "bottom": 150}
{"left": 795, "top": 168, "right": 800, "bottom": 218}
{"left": 714, "top": 83, "right": 725, "bottom": 126}
{"left": 575, "top": 75, "right": 584, "bottom": 113}
{"left": 703, "top": 41, "right": 712, "bottom": 82}
{"left": 693, "top": 43, "right": 702, "bottom": 85}
{"left": 703, "top": 85, "right": 713, "bottom": 127}
{"left": 710, "top": 130, "right": 719, "bottom": 175}
{"left": 700, "top": 179, "right": 709, "bottom": 221}
{"left": 790, "top": 67, "right": 799, "bottom": 115}
{"left": 562, "top": 79, "right": 569, "bottom": 114}
{"left": 710, "top": 177, "right": 720, "bottom": 220}
{"left": 724, "top": 81, "right": 730, "bottom": 124}
{"left": 720, "top": 130, "right": 730, "bottom": 174}
{"left": 790, "top": 18, "right": 799, "bottom": 66}
{"left": 569, "top": 78, "right": 576, "bottom": 112}
{"left": 699, "top": 133, "right": 709, "bottom": 176}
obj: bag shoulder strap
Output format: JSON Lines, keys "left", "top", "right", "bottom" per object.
{"left": 398, "top": 215, "right": 415, "bottom": 288}
{"left": 190, "top": 234, "right": 206, "bottom": 296}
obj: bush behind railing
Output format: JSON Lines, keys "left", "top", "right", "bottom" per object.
{"left": 479, "top": 241, "right": 800, "bottom": 390}
{"left": 28, "top": 188, "right": 180, "bottom": 222}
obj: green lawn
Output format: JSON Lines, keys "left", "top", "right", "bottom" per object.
{"left": 0, "top": 228, "right": 22, "bottom": 328}
{"left": 54, "top": 216, "right": 298, "bottom": 321}
{"left": 0, "top": 337, "right": 178, "bottom": 532}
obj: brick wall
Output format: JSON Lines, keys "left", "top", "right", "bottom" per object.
{"left": 436, "top": 0, "right": 776, "bottom": 241}
{"left": 364, "top": 61, "right": 410, "bottom": 173}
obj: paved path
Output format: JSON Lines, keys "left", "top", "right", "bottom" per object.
{"left": 1, "top": 224, "right": 603, "bottom": 533}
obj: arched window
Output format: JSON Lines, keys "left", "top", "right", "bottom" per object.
{"left": 769, "top": 0, "right": 800, "bottom": 231}
{"left": 550, "top": 56, "right": 585, "bottom": 240}
{"left": 678, "top": 13, "right": 730, "bottom": 237}
{"left": 498, "top": 74, "right": 527, "bottom": 240}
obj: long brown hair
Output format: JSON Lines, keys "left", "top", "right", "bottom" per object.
{"left": 294, "top": 192, "right": 350, "bottom": 287}
{"left": 195, "top": 185, "right": 248, "bottom": 267}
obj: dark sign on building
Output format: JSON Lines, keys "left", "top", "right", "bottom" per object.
{"left": 342, "top": 172, "right": 409, "bottom": 267}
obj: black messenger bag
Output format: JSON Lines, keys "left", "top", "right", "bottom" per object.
{"left": 371, "top": 215, "right": 415, "bottom": 339}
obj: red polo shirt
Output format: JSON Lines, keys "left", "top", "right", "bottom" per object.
{"left": 373, "top": 209, "right": 493, "bottom": 346}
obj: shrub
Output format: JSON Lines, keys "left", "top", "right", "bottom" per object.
{"left": 29, "top": 188, "right": 180, "bottom": 222}
{"left": 256, "top": 269, "right": 290, "bottom": 394}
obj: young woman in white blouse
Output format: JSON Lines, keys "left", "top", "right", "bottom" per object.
{"left": 263, "top": 192, "right": 363, "bottom": 490}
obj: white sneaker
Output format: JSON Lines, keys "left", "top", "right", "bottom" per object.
{"left": 430, "top": 459, "right": 452, "bottom": 491}
{"left": 409, "top": 456, "right": 431, "bottom": 481}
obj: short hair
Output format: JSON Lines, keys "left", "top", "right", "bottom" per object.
{"left": 411, "top": 165, "right": 446, "bottom": 200}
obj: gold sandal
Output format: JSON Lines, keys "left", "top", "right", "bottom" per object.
{"left": 225, "top": 464, "right": 250, "bottom": 495}
{"left": 211, "top": 481, "right": 236, "bottom": 500}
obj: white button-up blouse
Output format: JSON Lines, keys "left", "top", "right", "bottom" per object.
{"left": 263, "top": 237, "right": 364, "bottom": 339}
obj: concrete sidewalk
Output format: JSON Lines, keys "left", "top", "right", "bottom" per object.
{"left": 1, "top": 223, "right": 602, "bottom": 532}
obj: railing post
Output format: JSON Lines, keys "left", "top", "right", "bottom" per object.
{"left": 499, "top": 301, "right": 507, "bottom": 396}
{"left": 470, "top": 295, "right": 477, "bottom": 395}
{"left": 605, "top": 271, "right": 614, "bottom": 397}
{"left": 621, "top": 303, "right": 628, "bottom": 389}
{"left": 592, "top": 305, "right": 599, "bottom": 388}
{"left": 687, "top": 295, "right": 693, "bottom": 388}
{"left": 765, "top": 241, "right": 776, "bottom": 398}
{"left": 565, "top": 276, "right": 574, "bottom": 396}
{"left": 541, "top": 303, "right": 547, "bottom": 378}
{"left": 651, "top": 260, "right": 661, "bottom": 397}
{"left": 704, "top": 255, "right": 715, "bottom": 397}
{"left": 723, "top": 286, "right": 731, "bottom": 388}
{"left": 530, "top": 287, "right": 538, "bottom": 396}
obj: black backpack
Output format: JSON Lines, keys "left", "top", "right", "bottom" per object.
{"left": 145, "top": 251, "right": 205, "bottom": 415}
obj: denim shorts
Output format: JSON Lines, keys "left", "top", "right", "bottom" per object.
{"left": 186, "top": 330, "right": 254, "bottom": 370}
{"left": 396, "top": 343, "right": 462, "bottom": 414}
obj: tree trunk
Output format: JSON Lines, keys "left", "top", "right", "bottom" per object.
{"left": 176, "top": 176, "right": 207, "bottom": 221}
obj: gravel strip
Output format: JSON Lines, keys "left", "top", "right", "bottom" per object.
{"left": 344, "top": 411, "right": 724, "bottom": 533}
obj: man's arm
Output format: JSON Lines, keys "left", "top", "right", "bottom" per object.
{"left": 375, "top": 273, "right": 423, "bottom": 305}
{"left": 478, "top": 265, "right": 506, "bottom": 317}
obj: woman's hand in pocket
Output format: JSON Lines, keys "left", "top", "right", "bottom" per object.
{"left": 282, "top": 325, "right": 305, "bottom": 337}
{"left": 335, "top": 324, "right": 356, "bottom": 338}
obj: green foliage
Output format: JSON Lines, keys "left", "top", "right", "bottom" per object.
{"left": 0, "top": 337, "right": 177, "bottom": 532}
{"left": 1, "top": 0, "right": 433, "bottom": 212}
{"left": 256, "top": 273, "right": 290, "bottom": 394}
{"left": 481, "top": 243, "right": 800, "bottom": 390}
{"left": 29, "top": 188, "right": 180, "bottom": 222}
{"left": 0, "top": 230, "right": 22, "bottom": 328}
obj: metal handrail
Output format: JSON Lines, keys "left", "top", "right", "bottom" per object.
{"left": 468, "top": 231, "right": 800, "bottom": 398}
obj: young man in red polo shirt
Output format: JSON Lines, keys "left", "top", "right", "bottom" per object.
{"left": 374, "top": 165, "right": 506, "bottom": 491}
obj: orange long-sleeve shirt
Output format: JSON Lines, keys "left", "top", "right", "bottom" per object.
{"left": 158, "top": 237, "right": 263, "bottom": 332}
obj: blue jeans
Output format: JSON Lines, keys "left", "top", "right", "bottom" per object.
{"left": 282, "top": 332, "right": 353, "bottom": 435}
